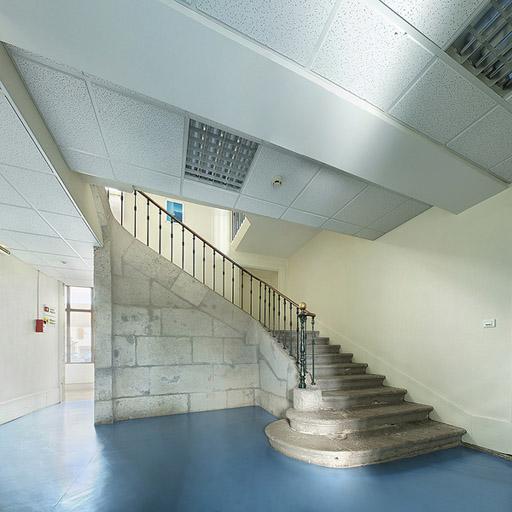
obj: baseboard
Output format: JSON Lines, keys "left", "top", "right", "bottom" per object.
{"left": 0, "top": 388, "right": 61, "bottom": 425}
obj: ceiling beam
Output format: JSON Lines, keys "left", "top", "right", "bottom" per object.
{"left": 0, "top": 0, "right": 505, "bottom": 213}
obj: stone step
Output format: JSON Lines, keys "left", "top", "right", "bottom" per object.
{"left": 291, "top": 344, "right": 341, "bottom": 355}
{"left": 265, "top": 419, "right": 465, "bottom": 468}
{"left": 309, "top": 353, "right": 353, "bottom": 364}
{"left": 315, "top": 373, "right": 385, "bottom": 391}
{"left": 314, "top": 363, "right": 367, "bottom": 377}
{"left": 280, "top": 337, "right": 330, "bottom": 347}
{"left": 322, "top": 386, "right": 407, "bottom": 408}
{"left": 286, "top": 403, "right": 433, "bottom": 435}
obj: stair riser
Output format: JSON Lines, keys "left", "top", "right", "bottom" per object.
{"left": 310, "top": 354, "right": 353, "bottom": 364}
{"left": 314, "top": 367, "right": 366, "bottom": 377}
{"left": 316, "top": 377, "right": 385, "bottom": 390}
{"left": 267, "top": 435, "right": 463, "bottom": 469}
{"left": 289, "top": 411, "right": 431, "bottom": 436}
{"left": 292, "top": 345, "right": 340, "bottom": 355}
{"left": 322, "top": 393, "right": 405, "bottom": 409}
{"left": 281, "top": 339, "right": 329, "bottom": 347}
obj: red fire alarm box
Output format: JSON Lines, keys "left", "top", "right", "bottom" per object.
{"left": 35, "top": 319, "right": 44, "bottom": 333}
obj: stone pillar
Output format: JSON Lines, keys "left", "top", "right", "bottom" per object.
{"left": 93, "top": 227, "right": 113, "bottom": 424}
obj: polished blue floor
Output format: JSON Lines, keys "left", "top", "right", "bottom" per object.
{"left": 0, "top": 402, "right": 511, "bottom": 512}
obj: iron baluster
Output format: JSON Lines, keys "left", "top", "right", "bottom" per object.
{"left": 170, "top": 217, "right": 174, "bottom": 263}
{"left": 181, "top": 225, "right": 185, "bottom": 269}
{"left": 213, "top": 250, "right": 216, "bottom": 291}
{"left": 231, "top": 262, "right": 235, "bottom": 304}
{"left": 202, "top": 242, "right": 206, "bottom": 284}
{"left": 272, "top": 291, "right": 275, "bottom": 332}
{"left": 250, "top": 276, "right": 253, "bottom": 316}
{"left": 311, "top": 315, "right": 316, "bottom": 386}
{"left": 283, "top": 299, "right": 287, "bottom": 350}
{"left": 264, "top": 285, "right": 267, "bottom": 327}
{"left": 146, "top": 197, "right": 150, "bottom": 246}
{"left": 158, "top": 209, "right": 162, "bottom": 254}
{"left": 241, "top": 269, "right": 244, "bottom": 311}
{"left": 296, "top": 306, "right": 300, "bottom": 364}
{"left": 298, "top": 304, "right": 308, "bottom": 389}
{"left": 192, "top": 235, "right": 196, "bottom": 278}
{"left": 133, "top": 190, "right": 137, "bottom": 238}
{"left": 120, "top": 191, "right": 124, "bottom": 226}
{"left": 259, "top": 281, "right": 262, "bottom": 322}
{"left": 222, "top": 257, "right": 225, "bottom": 297}
{"left": 289, "top": 302, "right": 293, "bottom": 356}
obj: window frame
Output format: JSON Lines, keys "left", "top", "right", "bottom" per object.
{"left": 65, "top": 285, "right": 94, "bottom": 364}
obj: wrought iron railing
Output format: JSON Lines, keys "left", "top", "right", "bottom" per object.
{"left": 107, "top": 188, "right": 316, "bottom": 388}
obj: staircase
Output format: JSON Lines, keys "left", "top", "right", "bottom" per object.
{"left": 265, "top": 330, "right": 466, "bottom": 468}
{"left": 107, "top": 188, "right": 466, "bottom": 468}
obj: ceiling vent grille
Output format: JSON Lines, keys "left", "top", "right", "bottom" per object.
{"left": 184, "top": 119, "right": 258, "bottom": 191}
{"left": 449, "top": 0, "right": 512, "bottom": 96}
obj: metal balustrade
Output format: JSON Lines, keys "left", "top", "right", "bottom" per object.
{"left": 107, "top": 188, "right": 316, "bottom": 388}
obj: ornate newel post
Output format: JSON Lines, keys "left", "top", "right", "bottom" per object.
{"left": 298, "top": 302, "right": 308, "bottom": 389}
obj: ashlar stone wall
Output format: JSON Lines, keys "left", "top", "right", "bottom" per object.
{"left": 92, "top": 187, "right": 297, "bottom": 424}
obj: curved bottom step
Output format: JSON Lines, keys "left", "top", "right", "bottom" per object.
{"left": 265, "top": 419, "right": 465, "bottom": 468}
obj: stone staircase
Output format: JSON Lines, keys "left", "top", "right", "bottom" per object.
{"left": 265, "top": 330, "right": 466, "bottom": 468}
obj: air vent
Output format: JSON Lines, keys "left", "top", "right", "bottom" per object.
{"left": 184, "top": 119, "right": 258, "bottom": 191}
{"left": 449, "top": 0, "right": 512, "bottom": 96}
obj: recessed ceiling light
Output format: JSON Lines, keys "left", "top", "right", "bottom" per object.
{"left": 184, "top": 119, "right": 258, "bottom": 191}
{"left": 449, "top": 1, "right": 512, "bottom": 97}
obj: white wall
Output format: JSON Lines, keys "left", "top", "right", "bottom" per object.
{"left": 286, "top": 188, "right": 512, "bottom": 454}
{"left": 0, "top": 255, "right": 63, "bottom": 424}
{"left": 65, "top": 363, "right": 94, "bottom": 384}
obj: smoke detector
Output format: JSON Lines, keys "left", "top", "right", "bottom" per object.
{"left": 272, "top": 176, "right": 283, "bottom": 188}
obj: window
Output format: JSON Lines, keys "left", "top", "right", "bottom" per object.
{"left": 166, "top": 200, "right": 184, "bottom": 222}
{"left": 65, "top": 286, "right": 93, "bottom": 363}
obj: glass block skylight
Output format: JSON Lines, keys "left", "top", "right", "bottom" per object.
{"left": 184, "top": 119, "right": 259, "bottom": 191}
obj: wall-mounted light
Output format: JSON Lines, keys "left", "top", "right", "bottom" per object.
{"left": 0, "top": 244, "right": 11, "bottom": 255}
{"left": 272, "top": 176, "right": 283, "bottom": 188}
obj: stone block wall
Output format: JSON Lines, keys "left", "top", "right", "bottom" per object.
{"left": 92, "top": 187, "right": 297, "bottom": 424}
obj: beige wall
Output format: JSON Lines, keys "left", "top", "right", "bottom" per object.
{"left": 286, "top": 188, "right": 512, "bottom": 454}
{"left": 0, "top": 255, "right": 64, "bottom": 423}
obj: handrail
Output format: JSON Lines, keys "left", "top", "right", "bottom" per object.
{"left": 107, "top": 187, "right": 317, "bottom": 388}
{"left": 138, "top": 190, "right": 315, "bottom": 316}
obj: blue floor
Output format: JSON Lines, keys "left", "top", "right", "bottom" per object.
{"left": 0, "top": 402, "right": 511, "bottom": 511}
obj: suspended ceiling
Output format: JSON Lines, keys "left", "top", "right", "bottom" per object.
{"left": 0, "top": 0, "right": 510, "bottom": 266}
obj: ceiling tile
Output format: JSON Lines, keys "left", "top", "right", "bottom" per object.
{"left": 196, "top": 0, "right": 337, "bottom": 65}
{"left": 12, "top": 55, "right": 106, "bottom": 155}
{"left": 335, "top": 185, "right": 407, "bottom": 226}
{"left": 0, "top": 173, "right": 28, "bottom": 207}
{"left": 447, "top": 107, "right": 512, "bottom": 168}
{"left": 242, "top": 146, "right": 319, "bottom": 206}
{"left": 390, "top": 59, "right": 495, "bottom": 143}
{"left": 0, "top": 165, "right": 80, "bottom": 217}
{"left": 0, "top": 94, "right": 51, "bottom": 173}
{"left": 312, "top": 0, "right": 433, "bottom": 109}
{"left": 68, "top": 240, "right": 95, "bottom": 260}
{"left": 369, "top": 199, "right": 430, "bottom": 233}
{"left": 11, "top": 249, "right": 50, "bottom": 267}
{"left": 354, "top": 228, "right": 383, "bottom": 240}
{"left": 322, "top": 218, "right": 361, "bottom": 235}
{"left": 236, "top": 195, "right": 286, "bottom": 218}
{"left": 490, "top": 157, "right": 512, "bottom": 183}
{"left": 41, "top": 212, "right": 97, "bottom": 243}
{"left": 0, "top": 204, "right": 56, "bottom": 236}
{"left": 381, "top": 0, "right": 483, "bottom": 48}
{"left": 112, "top": 161, "right": 181, "bottom": 196}
{"left": 291, "top": 167, "right": 368, "bottom": 216}
{"left": 281, "top": 208, "right": 327, "bottom": 228}
{"left": 182, "top": 179, "right": 239, "bottom": 208}
{"left": 61, "top": 148, "right": 114, "bottom": 179}
{"left": 0, "top": 229, "right": 27, "bottom": 250}
{"left": 1, "top": 231, "right": 75, "bottom": 257}
{"left": 91, "top": 84, "right": 185, "bottom": 175}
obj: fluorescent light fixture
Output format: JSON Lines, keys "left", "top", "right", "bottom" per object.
{"left": 184, "top": 119, "right": 258, "bottom": 191}
{"left": 449, "top": 0, "right": 512, "bottom": 97}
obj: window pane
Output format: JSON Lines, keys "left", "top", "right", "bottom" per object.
{"left": 69, "top": 287, "right": 91, "bottom": 310}
{"left": 69, "top": 311, "right": 92, "bottom": 363}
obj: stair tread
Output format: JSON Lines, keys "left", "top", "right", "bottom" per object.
{"left": 265, "top": 419, "right": 465, "bottom": 459}
{"left": 322, "top": 386, "right": 407, "bottom": 399}
{"left": 287, "top": 402, "right": 433, "bottom": 424}
{"left": 316, "top": 373, "right": 385, "bottom": 381}
{"left": 315, "top": 362, "right": 367, "bottom": 369}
